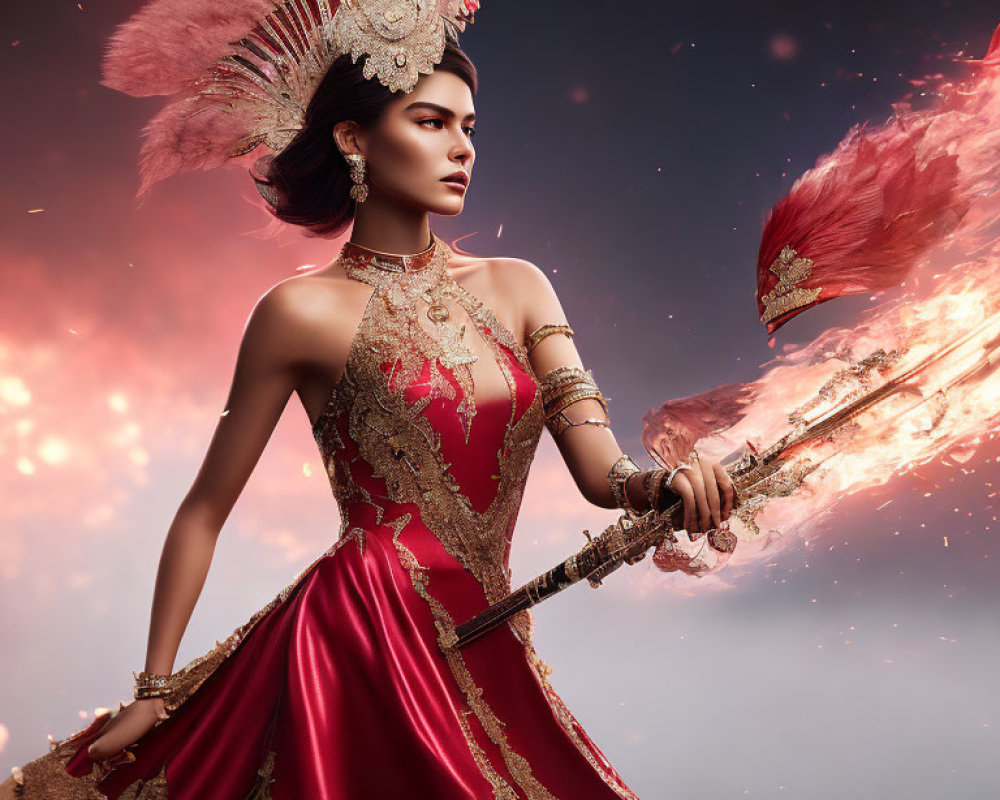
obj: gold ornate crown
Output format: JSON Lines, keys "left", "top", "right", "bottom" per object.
{"left": 100, "top": 0, "right": 481, "bottom": 197}
{"left": 212, "top": 0, "right": 481, "bottom": 156}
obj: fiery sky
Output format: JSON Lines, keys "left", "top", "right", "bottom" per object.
{"left": 2, "top": 2, "right": 999, "bottom": 798}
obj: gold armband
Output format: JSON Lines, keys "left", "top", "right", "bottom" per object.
{"left": 527, "top": 323, "right": 575, "bottom": 353}
{"left": 538, "top": 365, "right": 610, "bottom": 437}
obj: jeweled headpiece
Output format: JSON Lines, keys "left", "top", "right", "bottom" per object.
{"left": 100, "top": 0, "right": 480, "bottom": 198}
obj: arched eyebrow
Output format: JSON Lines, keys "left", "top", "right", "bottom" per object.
{"left": 404, "top": 101, "right": 476, "bottom": 123}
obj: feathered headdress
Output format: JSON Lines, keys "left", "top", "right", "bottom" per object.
{"left": 755, "top": 21, "right": 1000, "bottom": 335}
{"left": 100, "top": 0, "right": 481, "bottom": 199}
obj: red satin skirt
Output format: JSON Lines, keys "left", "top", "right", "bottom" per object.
{"left": 38, "top": 502, "right": 642, "bottom": 799}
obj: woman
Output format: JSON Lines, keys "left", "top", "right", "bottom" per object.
{"left": 3, "top": 3, "right": 734, "bottom": 798}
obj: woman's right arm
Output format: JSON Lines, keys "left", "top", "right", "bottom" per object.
{"left": 144, "top": 282, "right": 309, "bottom": 676}
{"left": 89, "top": 280, "right": 311, "bottom": 759}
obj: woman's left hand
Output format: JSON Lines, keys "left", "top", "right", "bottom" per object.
{"left": 665, "top": 451, "right": 735, "bottom": 535}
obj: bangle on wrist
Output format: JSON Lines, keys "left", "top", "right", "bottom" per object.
{"left": 643, "top": 468, "right": 667, "bottom": 512}
{"left": 607, "top": 454, "right": 641, "bottom": 515}
{"left": 133, "top": 670, "right": 174, "bottom": 701}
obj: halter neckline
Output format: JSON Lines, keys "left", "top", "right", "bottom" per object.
{"left": 338, "top": 233, "right": 438, "bottom": 274}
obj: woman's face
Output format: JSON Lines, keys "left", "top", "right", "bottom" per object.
{"left": 356, "top": 70, "right": 476, "bottom": 216}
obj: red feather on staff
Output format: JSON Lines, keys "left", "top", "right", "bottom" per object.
{"left": 756, "top": 21, "right": 1000, "bottom": 335}
{"left": 639, "top": 22, "right": 1000, "bottom": 575}
{"left": 756, "top": 122, "right": 966, "bottom": 335}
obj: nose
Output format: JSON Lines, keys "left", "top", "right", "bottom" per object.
{"left": 450, "top": 131, "right": 473, "bottom": 166}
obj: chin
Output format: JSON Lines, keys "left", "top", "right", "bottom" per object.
{"left": 427, "top": 199, "right": 465, "bottom": 216}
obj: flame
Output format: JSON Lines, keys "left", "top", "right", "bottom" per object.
{"left": 642, "top": 44, "right": 1000, "bottom": 589}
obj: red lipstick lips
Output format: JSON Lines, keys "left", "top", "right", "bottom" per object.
{"left": 441, "top": 171, "right": 469, "bottom": 188}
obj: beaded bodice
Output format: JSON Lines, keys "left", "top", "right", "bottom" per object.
{"left": 311, "top": 234, "right": 545, "bottom": 604}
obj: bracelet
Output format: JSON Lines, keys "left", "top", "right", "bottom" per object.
{"left": 133, "top": 670, "right": 174, "bottom": 701}
{"left": 643, "top": 468, "right": 667, "bottom": 512}
{"left": 665, "top": 462, "right": 691, "bottom": 490}
{"left": 608, "top": 454, "right": 642, "bottom": 515}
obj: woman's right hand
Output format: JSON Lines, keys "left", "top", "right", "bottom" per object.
{"left": 87, "top": 697, "right": 169, "bottom": 762}
{"left": 658, "top": 452, "right": 735, "bottom": 535}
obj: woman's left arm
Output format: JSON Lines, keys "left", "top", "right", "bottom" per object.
{"left": 494, "top": 258, "right": 734, "bottom": 534}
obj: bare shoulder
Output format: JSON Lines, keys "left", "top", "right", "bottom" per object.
{"left": 482, "top": 256, "right": 567, "bottom": 341}
{"left": 449, "top": 251, "right": 548, "bottom": 289}
{"left": 448, "top": 253, "right": 562, "bottom": 345}
{"left": 256, "top": 270, "right": 351, "bottom": 321}
{"left": 484, "top": 256, "right": 554, "bottom": 296}
{"left": 246, "top": 271, "right": 372, "bottom": 372}
{"left": 243, "top": 276, "right": 325, "bottom": 351}
{"left": 450, "top": 253, "right": 560, "bottom": 310}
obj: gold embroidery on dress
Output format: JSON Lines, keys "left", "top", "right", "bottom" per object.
{"left": 390, "top": 515, "right": 555, "bottom": 800}
{"left": 244, "top": 749, "right": 277, "bottom": 800}
{"left": 308, "top": 235, "right": 637, "bottom": 797}
{"left": 119, "top": 764, "right": 168, "bottom": 800}
{"left": 455, "top": 711, "right": 519, "bottom": 800}
{"left": 338, "top": 239, "right": 482, "bottom": 442}
{"left": 312, "top": 235, "right": 546, "bottom": 609}
{"left": 523, "top": 646, "right": 642, "bottom": 800}
{"left": 9, "top": 741, "right": 108, "bottom": 800}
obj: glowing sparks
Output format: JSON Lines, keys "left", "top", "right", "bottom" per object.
{"left": 128, "top": 446, "right": 149, "bottom": 467}
{"left": 37, "top": 436, "right": 71, "bottom": 465}
{"left": 701, "top": 250, "right": 1000, "bottom": 576}
{"left": 108, "top": 392, "right": 129, "bottom": 413}
{"left": 0, "top": 376, "right": 31, "bottom": 406}
{"left": 640, "top": 57, "right": 1000, "bottom": 590}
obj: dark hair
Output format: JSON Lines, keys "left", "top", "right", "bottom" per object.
{"left": 251, "top": 41, "right": 477, "bottom": 237}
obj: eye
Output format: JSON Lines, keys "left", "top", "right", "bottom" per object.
{"left": 418, "top": 118, "right": 444, "bottom": 129}
{"left": 463, "top": 126, "right": 477, "bottom": 138}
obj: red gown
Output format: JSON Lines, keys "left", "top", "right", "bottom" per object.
{"left": 10, "top": 234, "right": 642, "bottom": 800}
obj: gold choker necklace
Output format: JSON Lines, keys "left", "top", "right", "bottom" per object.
{"left": 340, "top": 234, "right": 438, "bottom": 274}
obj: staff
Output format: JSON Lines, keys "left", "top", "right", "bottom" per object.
{"left": 454, "top": 313, "right": 1000, "bottom": 649}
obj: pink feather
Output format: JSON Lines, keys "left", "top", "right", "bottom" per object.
{"left": 102, "top": 0, "right": 482, "bottom": 200}
{"left": 134, "top": 91, "right": 261, "bottom": 199}
{"left": 640, "top": 381, "right": 759, "bottom": 469}
{"left": 100, "top": 0, "right": 277, "bottom": 97}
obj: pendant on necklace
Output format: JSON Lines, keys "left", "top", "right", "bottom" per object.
{"left": 423, "top": 299, "right": 477, "bottom": 368}
{"left": 427, "top": 303, "right": 450, "bottom": 323}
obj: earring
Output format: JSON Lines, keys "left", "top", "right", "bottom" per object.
{"left": 344, "top": 154, "right": 369, "bottom": 204}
